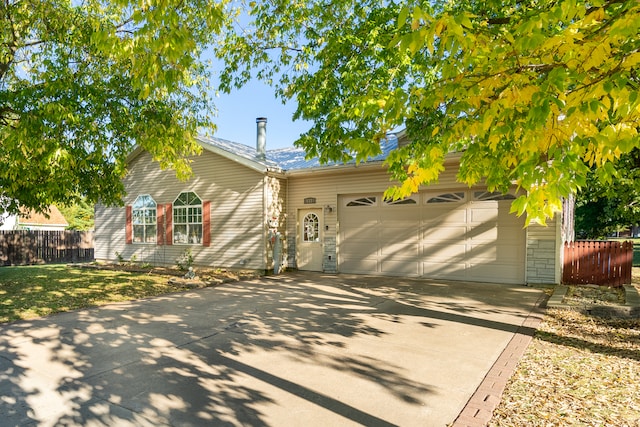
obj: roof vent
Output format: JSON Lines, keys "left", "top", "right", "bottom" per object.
{"left": 256, "top": 117, "right": 267, "bottom": 160}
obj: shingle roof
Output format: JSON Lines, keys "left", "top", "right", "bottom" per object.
{"left": 196, "top": 135, "right": 281, "bottom": 170}
{"left": 19, "top": 205, "right": 69, "bottom": 227}
{"left": 197, "top": 133, "right": 400, "bottom": 172}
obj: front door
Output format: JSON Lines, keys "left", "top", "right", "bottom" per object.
{"left": 297, "top": 209, "right": 323, "bottom": 271}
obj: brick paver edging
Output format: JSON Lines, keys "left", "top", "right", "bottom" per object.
{"left": 451, "top": 292, "right": 548, "bottom": 427}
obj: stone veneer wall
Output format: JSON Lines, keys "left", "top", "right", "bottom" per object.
{"left": 526, "top": 218, "right": 561, "bottom": 284}
{"left": 322, "top": 235, "right": 337, "bottom": 273}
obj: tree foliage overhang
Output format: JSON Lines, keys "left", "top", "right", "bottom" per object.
{"left": 216, "top": 0, "right": 640, "bottom": 225}
{"left": 0, "top": 0, "right": 228, "bottom": 213}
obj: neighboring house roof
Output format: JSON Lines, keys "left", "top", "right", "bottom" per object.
{"left": 19, "top": 205, "right": 69, "bottom": 228}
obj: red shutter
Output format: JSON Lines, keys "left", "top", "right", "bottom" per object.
{"left": 165, "top": 203, "right": 173, "bottom": 245}
{"left": 125, "top": 205, "right": 132, "bottom": 244}
{"left": 203, "top": 201, "right": 211, "bottom": 247}
{"left": 156, "top": 205, "right": 164, "bottom": 245}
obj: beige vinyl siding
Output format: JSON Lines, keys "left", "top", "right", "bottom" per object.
{"left": 94, "top": 149, "right": 268, "bottom": 270}
{"left": 94, "top": 203, "right": 126, "bottom": 261}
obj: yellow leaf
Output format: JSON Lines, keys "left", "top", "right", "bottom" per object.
{"left": 623, "top": 52, "right": 640, "bottom": 69}
{"left": 431, "top": 126, "right": 440, "bottom": 137}
{"left": 583, "top": 42, "right": 609, "bottom": 71}
{"left": 434, "top": 20, "right": 445, "bottom": 37}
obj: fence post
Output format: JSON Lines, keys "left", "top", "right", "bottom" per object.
{"left": 563, "top": 241, "right": 570, "bottom": 284}
{"left": 623, "top": 241, "right": 633, "bottom": 285}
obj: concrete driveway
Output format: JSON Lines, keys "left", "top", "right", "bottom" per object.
{"left": 0, "top": 272, "right": 544, "bottom": 426}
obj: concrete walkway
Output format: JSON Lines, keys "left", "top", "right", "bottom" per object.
{"left": 0, "top": 272, "right": 544, "bottom": 426}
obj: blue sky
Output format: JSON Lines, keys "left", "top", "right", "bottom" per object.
{"left": 210, "top": 79, "right": 310, "bottom": 150}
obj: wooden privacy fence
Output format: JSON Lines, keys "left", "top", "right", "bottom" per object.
{"left": 0, "top": 230, "right": 94, "bottom": 266}
{"left": 563, "top": 240, "right": 633, "bottom": 287}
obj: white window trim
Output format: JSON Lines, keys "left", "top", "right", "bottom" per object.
{"left": 302, "top": 212, "right": 320, "bottom": 242}
{"left": 383, "top": 195, "right": 419, "bottom": 206}
{"left": 473, "top": 190, "right": 517, "bottom": 201}
{"left": 425, "top": 191, "right": 466, "bottom": 204}
{"left": 344, "top": 196, "right": 378, "bottom": 207}
{"left": 132, "top": 194, "right": 157, "bottom": 244}
{"left": 173, "top": 191, "right": 203, "bottom": 245}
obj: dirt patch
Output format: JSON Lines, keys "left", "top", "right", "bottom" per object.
{"left": 564, "top": 284, "right": 626, "bottom": 306}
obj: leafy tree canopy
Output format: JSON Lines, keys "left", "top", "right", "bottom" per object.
{"left": 216, "top": 0, "right": 640, "bottom": 224}
{"left": 57, "top": 199, "right": 94, "bottom": 231}
{"left": 1, "top": 0, "right": 228, "bottom": 214}
{"left": 575, "top": 148, "right": 640, "bottom": 238}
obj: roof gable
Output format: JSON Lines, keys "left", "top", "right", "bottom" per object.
{"left": 196, "top": 135, "right": 281, "bottom": 173}
{"left": 19, "top": 205, "right": 69, "bottom": 227}
{"left": 127, "top": 132, "right": 401, "bottom": 175}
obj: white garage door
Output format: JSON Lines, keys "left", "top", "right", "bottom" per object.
{"left": 338, "top": 190, "right": 526, "bottom": 284}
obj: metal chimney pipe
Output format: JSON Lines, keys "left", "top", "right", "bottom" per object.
{"left": 256, "top": 117, "right": 267, "bottom": 160}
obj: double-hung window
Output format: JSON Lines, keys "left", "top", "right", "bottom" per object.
{"left": 173, "top": 192, "right": 203, "bottom": 244}
{"left": 132, "top": 195, "right": 157, "bottom": 243}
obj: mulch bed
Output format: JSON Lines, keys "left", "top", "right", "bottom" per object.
{"left": 80, "top": 262, "right": 260, "bottom": 288}
{"left": 490, "top": 272, "right": 640, "bottom": 425}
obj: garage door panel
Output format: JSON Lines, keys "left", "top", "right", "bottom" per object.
{"left": 338, "top": 192, "right": 525, "bottom": 283}
{"left": 468, "top": 209, "right": 498, "bottom": 223}
{"left": 340, "top": 221, "right": 379, "bottom": 231}
{"left": 467, "top": 244, "right": 522, "bottom": 263}
{"left": 467, "top": 226, "right": 498, "bottom": 241}
{"left": 341, "top": 227, "right": 380, "bottom": 241}
{"left": 422, "top": 242, "right": 467, "bottom": 260}
{"left": 422, "top": 208, "right": 467, "bottom": 223}
{"left": 381, "top": 241, "right": 419, "bottom": 256}
{"left": 381, "top": 259, "right": 420, "bottom": 276}
{"left": 468, "top": 263, "right": 522, "bottom": 283}
{"left": 340, "top": 258, "right": 378, "bottom": 274}
{"left": 380, "top": 209, "right": 418, "bottom": 221}
{"left": 422, "top": 262, "right": 468, "bottom": 280}
{"left": 381, "top": 226, "right": 419, "bottom": 241}
{"left": 342, "top": 241, "right": 379, "bottom": 256}
{"left": 422, "top": 226, "right": 467, "bottom": 241}
{"left": 469, "top": 226, "right": 524, "bottom": 242}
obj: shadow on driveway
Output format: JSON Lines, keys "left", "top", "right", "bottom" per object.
{"left": 0, "top": 272, "right": 543, "bottom": 426}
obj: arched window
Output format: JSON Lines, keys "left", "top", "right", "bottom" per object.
{"left": 384, "top": 196, "right": 418, "bottom": 206}
{"left": 303, "top": 213, "right": 319, "bottom": 242}
{"left": 173, "top": 192, "right": 203, "bottom": 244}
{"left": 426, "top": 192, "right": 465, "bottom": 203}
{"left": 132, "top": 195, "right": 157, "bottom": 243}
{"left": 474, "top": 191, "right": 516, "bottom": 201}
{"left": 346, "top": 196, "right": 377, "bottom": 207}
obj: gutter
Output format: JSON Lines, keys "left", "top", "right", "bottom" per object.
{"left": 284, "top": 152, "right": 464, "bottom": 177}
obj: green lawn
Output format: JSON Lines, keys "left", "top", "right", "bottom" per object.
{"left": 0, "top": 264, "right": 192, "bottom": 324}
{"left": 609, "top": 238, "right": 640, "bottom": 267}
